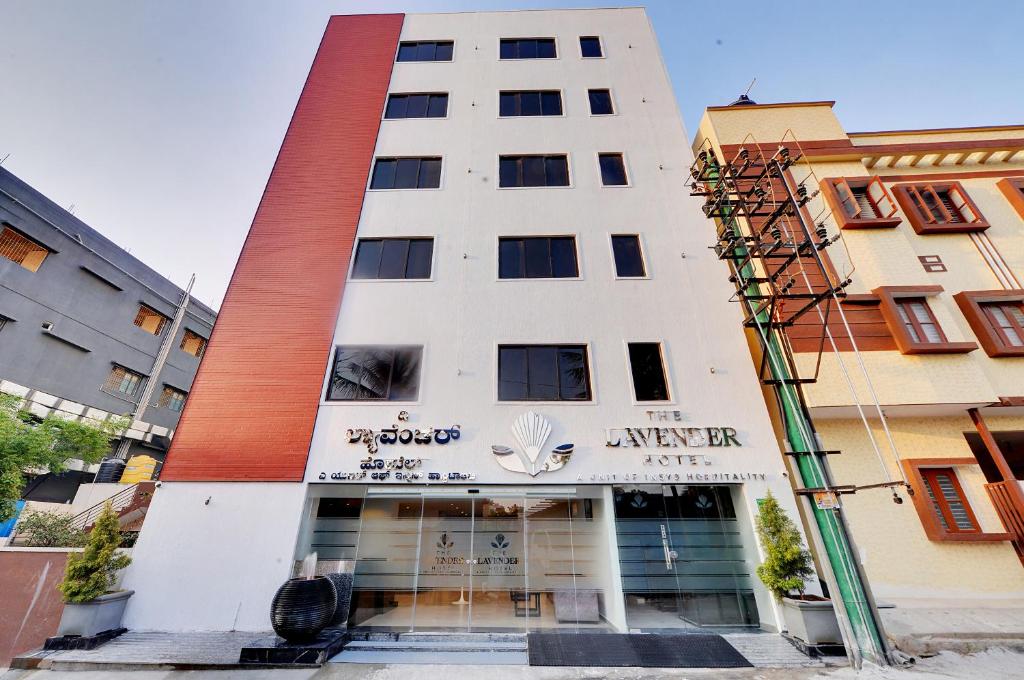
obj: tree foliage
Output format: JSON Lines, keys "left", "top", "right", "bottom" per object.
{"left": 755, "top": 491, "right": 814, "bottom": 599}
{"left": 16, "top": 509, "right": 87, "bottom": 547}
{"left": 59, "top": 501, "right": 132, "bottom": 603}
{"left": 0, "top": 393, "right": 127, "bottom": 522}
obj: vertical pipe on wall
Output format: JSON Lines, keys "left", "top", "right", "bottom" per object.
{"left": 704, "top": 158, "right": 891, "bottom": 667}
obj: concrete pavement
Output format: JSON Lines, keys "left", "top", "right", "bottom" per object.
{"left": 3, "top": 649, "right": 1024, "bottom": 680}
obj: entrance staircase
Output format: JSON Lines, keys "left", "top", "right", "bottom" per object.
{"left": 330, "top": 632, "right": 528, "bottom": 665}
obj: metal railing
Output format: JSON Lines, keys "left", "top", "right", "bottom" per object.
{"left": 69, "top": 482, "right": 153, "bottom": 530}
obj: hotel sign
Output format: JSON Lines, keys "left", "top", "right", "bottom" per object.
{"left": 605, "top": 427, "right": 741, "bottom": 448}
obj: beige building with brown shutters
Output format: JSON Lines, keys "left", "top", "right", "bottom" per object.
{"left": 693, "top": 101, "right": 1024, "bottom": 646}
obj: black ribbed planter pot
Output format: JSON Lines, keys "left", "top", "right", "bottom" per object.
{"left": 270, "top": 577, "right": 337, "bottom": 643}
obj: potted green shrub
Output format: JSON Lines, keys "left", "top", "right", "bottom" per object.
{"left": 55, "top": 502, "right": 134, "bottom": 638}
{"left": 755, "top": 492, "right": 842, "bottom": 646}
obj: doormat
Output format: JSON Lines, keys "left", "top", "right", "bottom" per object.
{"left": 527, "top": 633, "right": 752, "bottom": 668}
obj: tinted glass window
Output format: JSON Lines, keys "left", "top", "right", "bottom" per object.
{"left": 498, "top": 345, "right": 591, "bottom": 401}
{"left": 426, "top": 94, "right": 448, "bottom": 117}
{"left": 370, "top": 159, "right": 397, "bottom": 189}
{"left": 379, "top": 239, "right": 409, "bottom": 279}
{"left": 611, "top": 235, "right": 645, "bottom": 277}
{"left": 397, "top": 41, "right": 454, "bottom": 62}
{"left": 352, "top": 238, "right": 433, "bottom": 279}
{"left": 384, "top": 96, "right": 408, "bottom": 119}
{"left": 628, "top": 342, "right": 669, "bottom": 401}
{"left": 599, "top": 153, "right": 628, "bottom": 186}
{"left": 434, "top": 41, "right": 454, "bottom": 61}
{"left": 406, "top": 239, "right": 434, "bottom": 278}
{"left": 370, "top": 158, "right": 442, "bottom": 189}
{"left": 537, "top": 39, "right": 556, "bottom": 58}
{"left": 405, "top": 94, "right": 429, "bottom": 118}
{"left": 580, "top": 36, "right": 602, "bottom": 57}
{"left": 394, "top": 158, "right": 420, "bottom": 188}
{"left": 416, "top": 42, "right": 436, "bottom": 61}
{"left": 418, "top": 158, "right": 442, "bottom": 188}
{"left": 499, "top": 157, "right": 519, "bottom": 189}
{"left": 541, "top": 91, "right": 563, "bottom": 115}
{"left": 588, "top": 89, "right": 614, "bottom": 115}
{"left": 499, "top": 38, "right": 557, "bottom": 59}
{"left": 352, "top": 239, "right": 383, "bottom": 278}
{"left": 550, "top": 238, "right": 577, "bottom": 278}
{"left": 499, "top": 155, "right": 569, "bottom": 188}
{"left": 498, "top": 91, "right": 562, "bottom": 117}
{"left": 520, "top": 91, "right": 541, "bottom": 116}
{"left": 328, "top": 346, "right": 422, "bottom": 401}
{"left": 499, "top": 237, "right": 577, "bottom": 279}
{"left": 397, "top": 43, "right": 418, "bottom": 61}
{"left": 522, "top": 156, "right": 545, "bottom": 187}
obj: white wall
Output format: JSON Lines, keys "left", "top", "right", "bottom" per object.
{"left": 308, "top": 8, "right": 790, "bottom": 489}
{"left": 301, "top": 8, "right": 807, "bottom": 634}
{"left": 122, "top": 482, "right": 306, "bottom": 631}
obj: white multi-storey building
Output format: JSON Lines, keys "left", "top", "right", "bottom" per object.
{"left": 124, "top": 8, "right": 812, "bottom": 641}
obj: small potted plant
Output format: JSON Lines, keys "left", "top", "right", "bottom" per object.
{"left": 755, "top": 492, "right": 842, "bottom": 646}
{"left": 56, "top": 502, "right": 133, "bottom": 639}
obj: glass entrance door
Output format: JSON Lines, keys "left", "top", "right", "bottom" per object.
{"left": 345, "top": 488, "right": 611, "bottom": 631}
{"left": 614, "top": 484, "right": 759, "bottom": 630}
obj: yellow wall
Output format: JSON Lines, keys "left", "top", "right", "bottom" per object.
{"left": 820, "top": 414, "right": 1024, "bottom": 602}
{"left": 696, "top": 102, "right": 1024, "bottom": 607}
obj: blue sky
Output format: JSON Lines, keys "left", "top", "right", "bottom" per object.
{"left": 1, "top": 1, "right": 1019, "bottom": 306}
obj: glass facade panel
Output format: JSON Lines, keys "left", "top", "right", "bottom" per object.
{"left": 308, "top": 489, "right": 613, "bottom": 631}
{"left": 349, "top": 495, "right": 422, "bottom": 629}
{"left": 613, "top": 485, "right": 759, "bottom": 629}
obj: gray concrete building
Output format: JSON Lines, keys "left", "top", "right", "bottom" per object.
{"left": 0, "top": 167, "right": 216, "bottom": 501}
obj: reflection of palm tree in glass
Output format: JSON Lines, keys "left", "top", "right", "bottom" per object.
{"left": 559, "top": 349, "right": 589, "bottom": 399}
{"left": 330, "top": 348, "right": 420, "bottom": 400}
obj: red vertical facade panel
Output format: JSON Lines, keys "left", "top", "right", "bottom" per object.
{"left": 161, "top": 14, "right": 404, "bottom": 481}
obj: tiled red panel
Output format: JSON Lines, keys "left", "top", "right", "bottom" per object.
{"left": 161, "top": 14, "right": 404, "bottom": 481}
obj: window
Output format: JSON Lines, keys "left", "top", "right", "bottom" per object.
{"left": 352, "top": 238, "right": 433, "bottom": 279}
{"left": 628, "top": 343, "right": 669, "bottom": 401}
{"left": 820, "top": 177, "right": 900, "bottom": 229}
{"left": 133, "top": 305, "right": 167, "bottom": 336}
{"left": 921, "top": 468, "right": 979, "bottom": 533}
{"left": 384, "top": 93, "right": 448, "bottom": 119}
{"left": 328, "top": 346, "right": 422, "bottom": 401}
{"left": 179, "top": 330, "right": 208, "bottom": 358}
{"left": 499, "top": 38, "right": 556, "bottom": 59}
{"left": 874, "top": 286, "right": 976, "bottom": 355}
{"left": 579, "top": 36, "right": 602, "bottom": 58}
{"left": 954, "top": 291, "right": 1024, "bottom": 358}
{"left": 599, "top": 153, "right": 628, "bottom": 186}
{"left": 983, "top": 302, "right": 1024, "bottom": 348}
{"left": 0, "top": 225, "right": 48, "bottom": 272}
{"left": 498, "top": 345, "right": 591, "bottom": 401}
{"left": 611, "top": 235, "right": 645, "bottom": 277}
{"left": 498, "top": 237, "right": 578, "bottom": 279}
{"left": 498, "top": 155, "right": 569, "bottom": 188}
{"left": 895, "top": 298, "right": 945, "bottom": 344}
{"left": 370, "top": 157, "right": 442, "bottom": 189}
{"left": 158, "top": 386, "right": 187, "bottom": 412}
{"left": 892, "top": 182, "right": 990, "bottom": 234}
{"left": 997, "top": 178, "right": 1024, "bottom": 220}
{"left": 102, "top": 365, "right": 144, "bottom": 398}
{"left": 499, "top": 90, "right": 562, "bottom": 117}
{"left": 588, "top": 89, "right": 613, "bottom": 115}
{"left": 396, "top": 41, "right": 453, "bottom": 62}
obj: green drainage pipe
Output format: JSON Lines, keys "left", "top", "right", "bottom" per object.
{"left": 710, "top": 169, "right": 890, "bottom": 668}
